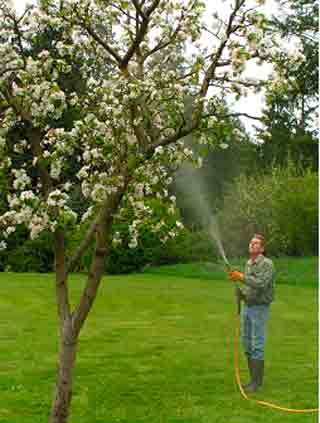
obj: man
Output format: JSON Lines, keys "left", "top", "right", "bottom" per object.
{"left": 228, "top": 234, "right": 275, "bottom": 393}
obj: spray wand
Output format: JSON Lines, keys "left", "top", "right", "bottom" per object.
{"left": 221, "top": 256, "right": 241, "bottom": 315}
{"left": 222, "top": 256, "right": 232, "bottom": 272}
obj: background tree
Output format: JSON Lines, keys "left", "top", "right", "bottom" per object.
{"left": 256, "top": 0, "right": 318, "bottom": 170}
{"left": 0, "top": 1, "right": 287, "bottom": 422}
{"left": 218, "top": 165, "right": 318, "bottom": 256}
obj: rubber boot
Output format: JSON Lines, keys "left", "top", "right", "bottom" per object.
{"left": 242, "top": 354, "right": 253, "bottom": 390}
{"left": 244, "top": 359, "right": 264, "bottom": 393}
{"left": 256, "top": 359, "right": 264, "bottom": 387}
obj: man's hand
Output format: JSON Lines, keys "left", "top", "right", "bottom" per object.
{"left": 228, "top": 270, "right": 245, "bottom": 282}
{"left": 236, "top": 286, "right": 245, "bottom": 301}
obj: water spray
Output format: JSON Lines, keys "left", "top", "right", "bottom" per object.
{"left": 208, "top": 218, "right": 232, "bottom": 271}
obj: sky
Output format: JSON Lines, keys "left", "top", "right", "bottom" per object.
{"left": 12, "top": 0, "right": 285, "bottom": 136}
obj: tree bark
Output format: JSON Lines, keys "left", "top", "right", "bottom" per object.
{"left": 48, "top": 184, "right": 128, "bottom": 423}
{"left": 72, "top": 192, "right": 121, "bottom": 337}
{"left": 49, "top": 230, "right": 75, "bottom": 423}
{"left": 49, "top": 319, "right": 77, "bottom": 423}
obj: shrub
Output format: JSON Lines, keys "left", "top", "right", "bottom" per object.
{"left": 2, "top": 231, "right": 54, "bottom": 273}
{"left": 218, "top": 167, "right": 318, "bottom": 257}
{"left": 65, "top": 196, "right": 221, "bottom": 275}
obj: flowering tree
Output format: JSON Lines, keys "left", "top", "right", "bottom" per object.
{"left": 0, "top": 0, "right": 287, "bottom": 421}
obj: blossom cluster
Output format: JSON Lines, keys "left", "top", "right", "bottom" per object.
{"left": 111, "top": 139, "right": 193, "bottom": 248}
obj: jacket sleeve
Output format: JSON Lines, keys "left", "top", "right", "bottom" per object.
{"left": 244, "top": 261, "right": 274, "bottom": 289}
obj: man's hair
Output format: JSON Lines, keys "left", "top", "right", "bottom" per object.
{"left": 253, "top": 233, "right": 265, "bottom": 246}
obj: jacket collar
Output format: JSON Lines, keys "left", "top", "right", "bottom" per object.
{"left": 249, "top": 254, "right": 264, "bottom": 265}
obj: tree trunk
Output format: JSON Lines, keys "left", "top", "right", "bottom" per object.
{"left": 48, "top": 182, "right": 128, "bottom": 423}
{"left": 49, "top": 230, "right": 75, "bottom": 423}
{"left": 49, "top": 319, "right": 77, "bottom": 423}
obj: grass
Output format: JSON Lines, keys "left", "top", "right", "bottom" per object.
{"left": 0, "top": 257, "right": 318, "bottom": 423}
{"left": 143, "top": 256, "right": 318, "bottom": 287}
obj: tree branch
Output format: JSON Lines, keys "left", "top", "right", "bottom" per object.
{"left": 201, "top": 24, "right": 221, "bottom": 40}
{"left": 146, "top": 1, "right": 250, "bottom": 155}
{"left": 16, "top": 4, "right": 34, "bottom": 23}
{"left": 12, "top": 14, "right": 27, "bottom": 68}
{"left": 121, "top": 0, "right": 160, "bottom": 68}
{"left": 199, "top": 0, "right": 246, "bottom": 100}
{"left": 111, "top": 2, "right": 138, "bottom": 23}
{"left": 148, "top": 123, "right": 197, "bottom": 154}
{"left": 71, "top": 175, "right": 129, "bottom": 336}
{"left": 65, "top": 6, "right": 122, "bottom": 66}
{"left": 0, "top": 67, "right": 24, "bottom": 78}
{"left": 213, "top": 76, "right": 267, "bottom": 88}
{"left": 81, "top": 23, "right": 122, "bottom": 65}
{"left": 54, "top": 229, "right": 71, "bottom": 325}
{"left": 214, "top": 112, "right": 262, "bottom": 121}
{"left": 66, "top": 217, "right": 99, "bottom": 274}
{"left": 176, "top": 70, "right": 199, "bottom": 81}
{"left": 2, "top": 87, "right": 32, "bottom": 122}
{"left": 214, "top": 50, "right": 265, "bottom": 68}
{"left": 29, "top": 128, "right": 52, "bottom": 197}
{"left": 142, "top": 12, "right": 184, "bottom": 60}
{"left": 131, "top": 0, "right": 146, "bottom": 19}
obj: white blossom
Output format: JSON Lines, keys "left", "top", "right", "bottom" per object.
{"left": 154, "top": 146, "right": 164, "bottom": 155}
{"left": 219, "top": 143, "right": 229, "bottom": 149}
{"left": 12, "top": 169, "right": 31, "bottom": 190}
{"left": 112, "top": 231, "right": 122, "bottom": 246}
{"left": 91, "top": 184, "right": 107, "bottom": 203}
{"left": 128, "top": 238, "right": 138, "bottom": 249}
{"left": 20, "top": 191, "right": 36, "bottom": 201}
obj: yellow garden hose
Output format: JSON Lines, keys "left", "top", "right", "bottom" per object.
{"left": 234, "top": 312, "right": 319, "bottom": 413}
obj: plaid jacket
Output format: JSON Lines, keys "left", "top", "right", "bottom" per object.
{"left": 240, "top": 254, "right": 275, "bottom": 305}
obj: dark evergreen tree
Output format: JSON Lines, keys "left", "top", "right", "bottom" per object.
{"left": 257, "top": 0, "right": 318, "bottom": 170}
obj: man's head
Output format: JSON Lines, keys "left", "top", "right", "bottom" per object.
{"left": 249, "top": 233, "right": 265, "bottom": 257}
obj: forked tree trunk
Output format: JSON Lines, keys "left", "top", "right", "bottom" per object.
{"left": 48, "top": 190, "right": 125, "bottom": 423}
{"left": 49, "top": 244, "right": 108, "bottom": 423}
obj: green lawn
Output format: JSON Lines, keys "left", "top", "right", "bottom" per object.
{"left": 0, "top": 257, "right": 318, "bottom": 423}
{"left": 143, "top": 256, "right": 318, "bottom": 287}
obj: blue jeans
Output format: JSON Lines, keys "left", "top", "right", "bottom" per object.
{"left": 241, "top": 304, "right": 270, "bottom": 360}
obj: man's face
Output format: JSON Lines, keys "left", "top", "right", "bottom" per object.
{"left": 249, "top": 237, "right": 264, "bottom": 256}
